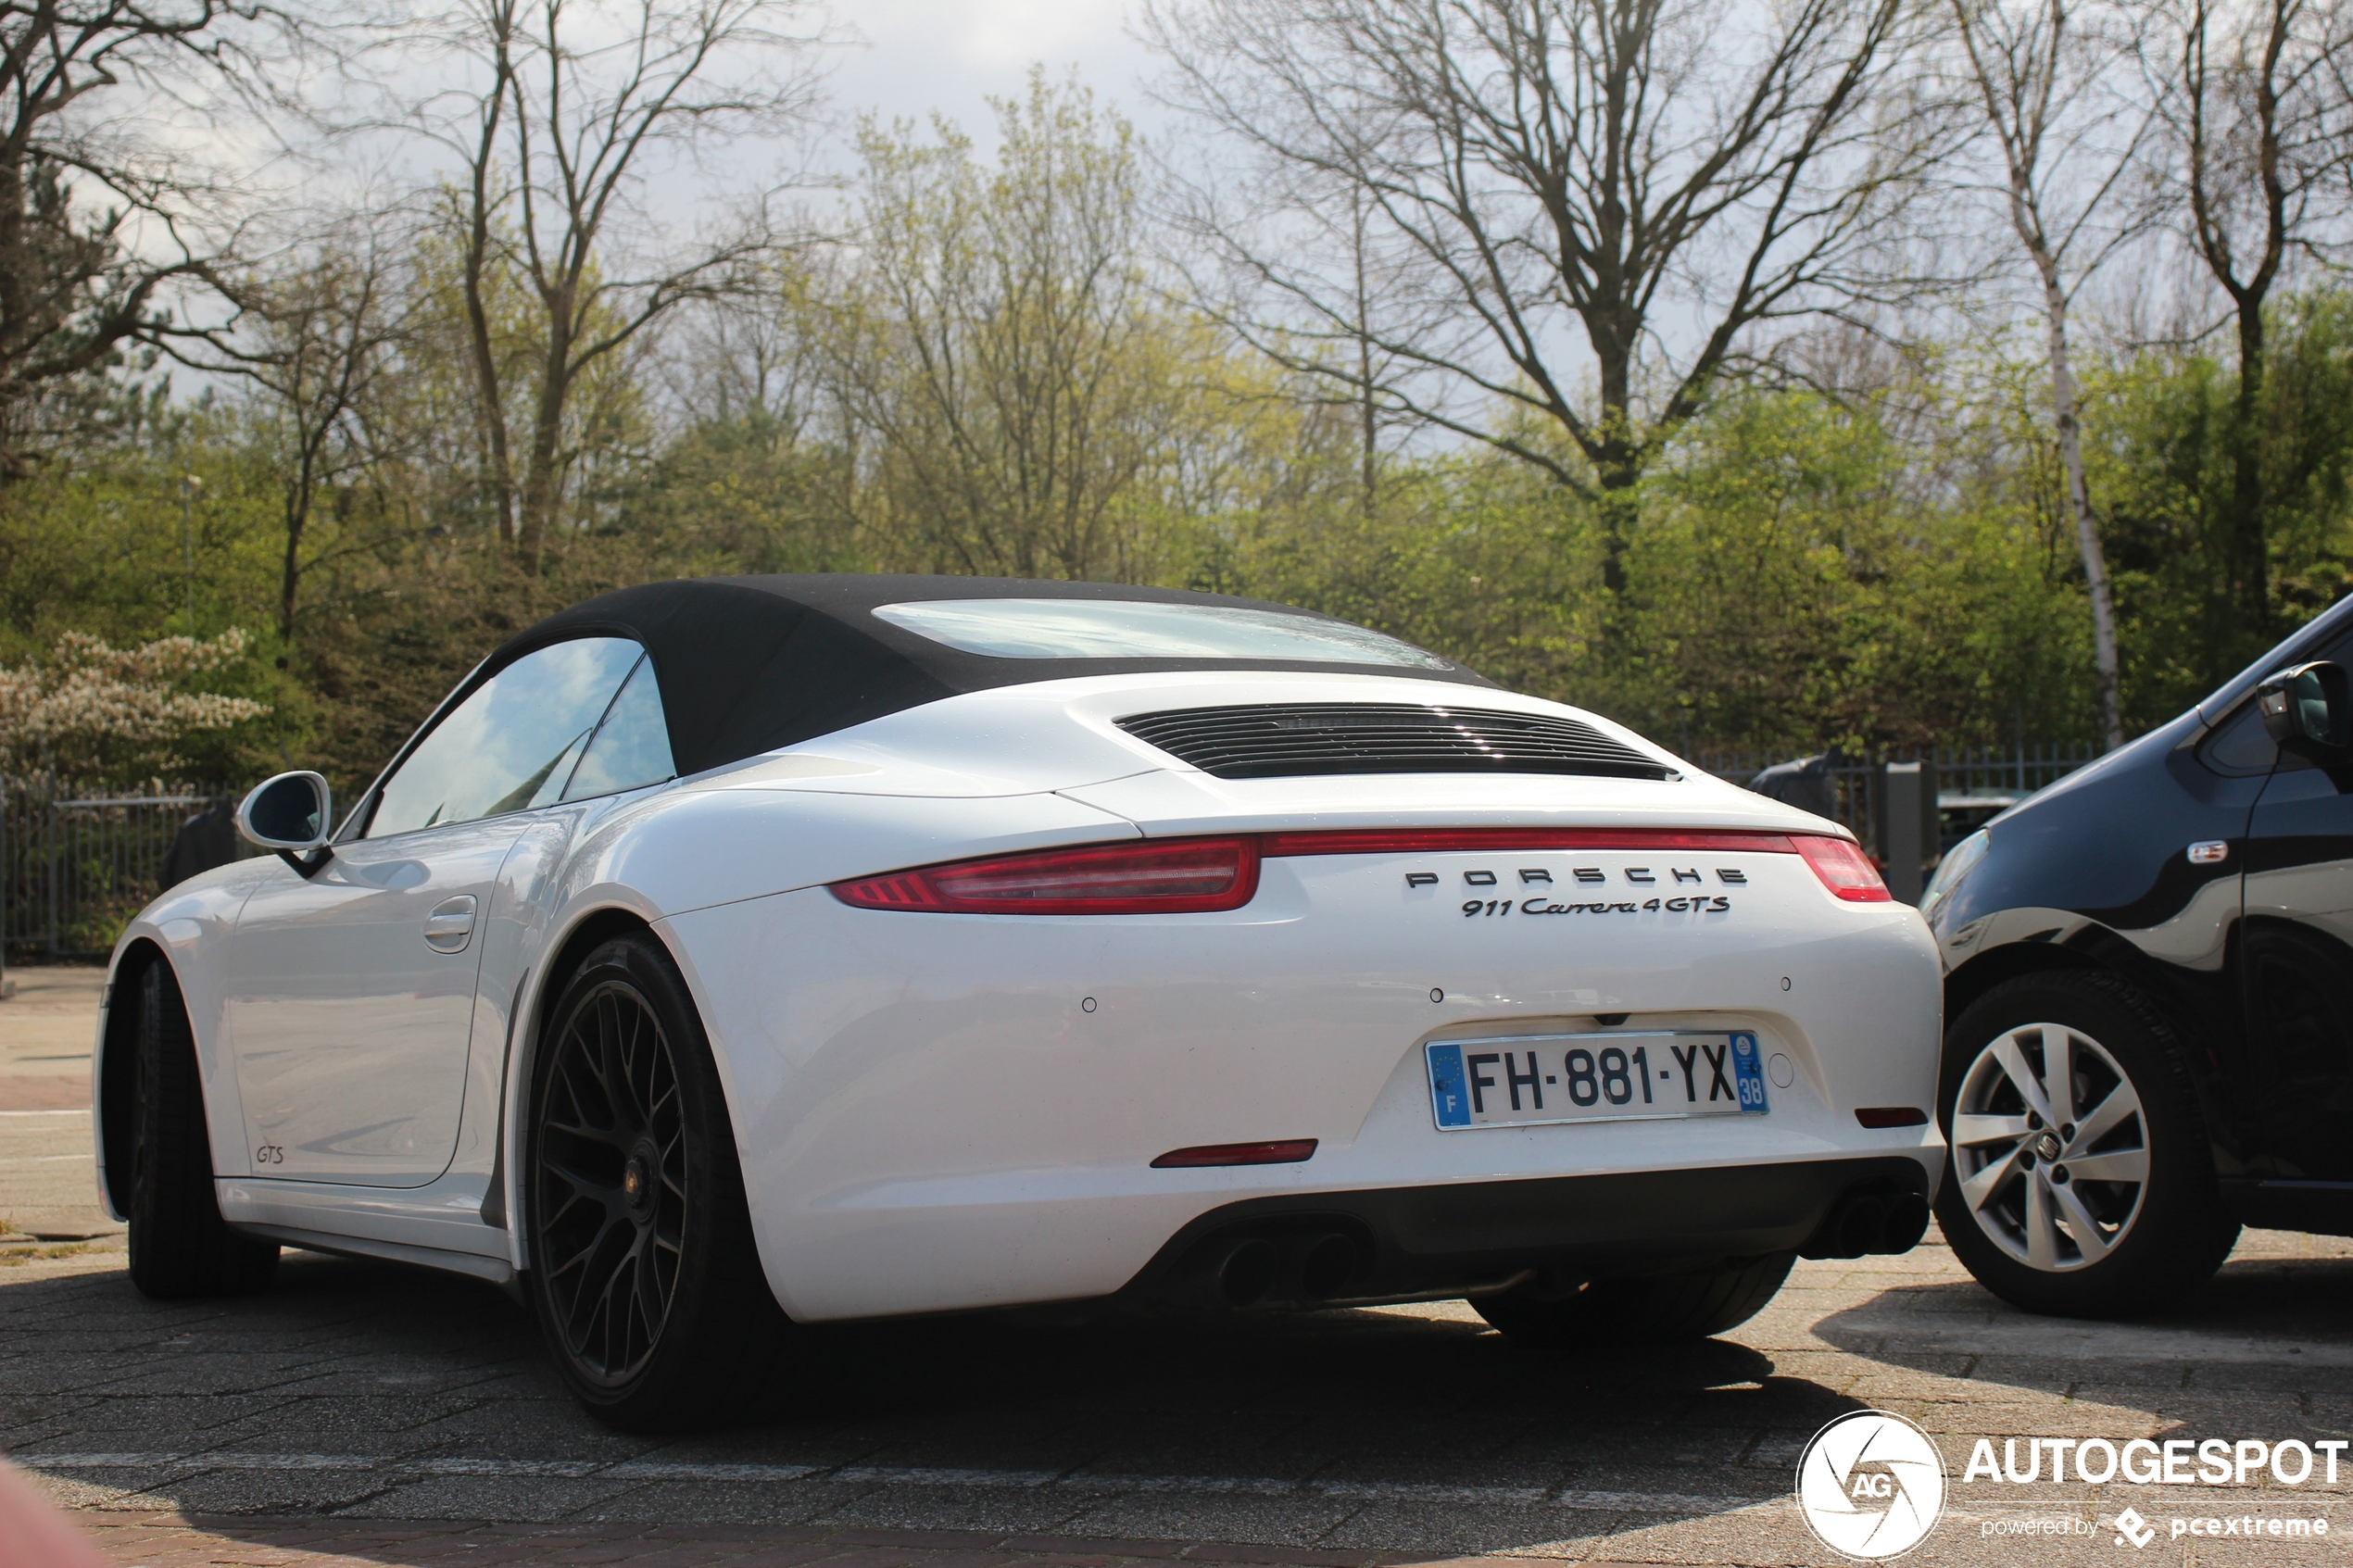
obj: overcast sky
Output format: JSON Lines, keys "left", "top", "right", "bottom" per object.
{"left": 822, "top": 0, "right": 1167, "bottom": 147}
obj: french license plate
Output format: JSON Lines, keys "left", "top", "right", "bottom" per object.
{"left": 1425, "top": 1031, "right": 1769, "bottom": 1129}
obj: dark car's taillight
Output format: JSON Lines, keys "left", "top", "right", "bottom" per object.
{"left": 831, "top": 837, "right": 1260, "bottom": 914}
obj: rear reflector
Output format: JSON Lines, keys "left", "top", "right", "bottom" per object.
{"left": 1151, "top": 1139, "right": 1318, "bottom": 1168}
{"left": 1793, "top": 834, "right": 1893, "bottom": 902}
{"left": 1856, "top": 1107, "right": 1929, "bottom": 1128}
{"left": 830, "top": 837, "right": 1260, "bottom": 914}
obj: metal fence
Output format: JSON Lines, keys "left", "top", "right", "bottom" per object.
{"left": 0, "top": 742, "right": 2107, "bottom": 959}
{"left": 2, "top": 779, "right": 245, "bottom": 959}
{"left": 1686, "top": 742, "right": 2104, "bottom": 859}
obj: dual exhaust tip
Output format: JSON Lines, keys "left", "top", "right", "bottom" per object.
{"left": 1801, "top": 1185, "right": 1931, "bottom": 1260}
{"left": 1206, "top": 1228, "right": 1368, "bottom": 1309}
{"left": 1188, "top": 1181, "right": 1928, "bottom": 1307}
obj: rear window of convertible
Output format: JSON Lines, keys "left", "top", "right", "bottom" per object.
{"left": 871, "top": 598, "right": 1452, "bottom": 669}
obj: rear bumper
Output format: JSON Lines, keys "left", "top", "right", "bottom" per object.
{"left": 1121, "top": 1156, "right": 1931, "bottom": 1311}
{"left": 662, "top": 860, "right": 1943, "bottom": 1322}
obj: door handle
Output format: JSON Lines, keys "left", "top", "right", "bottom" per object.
{"left": 423, "top": 895, "right": 478, "bottom": 954}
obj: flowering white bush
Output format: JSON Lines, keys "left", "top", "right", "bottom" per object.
{"left": 0, "top": 630, "right": 273, "bottom": 776}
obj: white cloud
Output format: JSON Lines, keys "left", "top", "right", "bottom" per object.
{"left": 822, "top": 0, "right": 1164, "bottom": 144}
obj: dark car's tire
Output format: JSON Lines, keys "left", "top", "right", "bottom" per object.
{"left": 523, "top": 933, "right": 795, "bottom": 1431}
{"left": 1473, "top": 1252, "right": 1794, "bottom": 1347}
{"left": 125, "top": 959, "right": 280, "bottom": 1298}
{"left": 1936, "top": 971, "right": 2237, "bottom": 1318}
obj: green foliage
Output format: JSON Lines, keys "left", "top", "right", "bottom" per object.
{"left": 7, "top": 75, "right": 2353, "bottom": 791}
{"left": 2086, "top": 293, "right": 2353, "bottom": 717}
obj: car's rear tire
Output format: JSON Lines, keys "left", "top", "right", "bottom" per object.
{"left": 523, "top": 932, "right": 796, "bottom": 1431}
{"left": 125, "top": 959, "right": 280, "bottom": 1298}
{"left": 1473, "top": 1252, "right": 1794, "bottom": 1347}
{"left": 1936, "top": 971, "right": 2237, "bottom": 1318}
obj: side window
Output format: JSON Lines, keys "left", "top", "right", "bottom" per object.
{"left": 368, "top": 637, "right": 643, "bottom": 838}
{"left": 2200, "top": 697, "right": 2279, "bottom": 774}
{"left": 563, "top": 655, "right": 676, "bottom": 800}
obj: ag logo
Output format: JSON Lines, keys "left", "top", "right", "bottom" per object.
{"left": 1795, "top": 1410, "right": 1947, "bottom": 1559}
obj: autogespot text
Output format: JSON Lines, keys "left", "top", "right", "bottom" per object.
{"left": 1962, "top": 1436, "right": 2347, "bottom": 1486}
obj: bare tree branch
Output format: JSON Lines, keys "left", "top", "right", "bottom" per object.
{"left": 1145, "top": 0, "right": 1967, "bottom": 589}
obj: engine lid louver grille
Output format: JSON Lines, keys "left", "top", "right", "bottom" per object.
{"left": 1114, "top": 702, "right": 1679, "bottom": 782}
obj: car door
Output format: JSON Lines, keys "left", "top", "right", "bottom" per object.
{"left": 222, "top": 636, "right": 646, "bottom": 1187}
{"left": 2243, "top": 687, "right": 2353, "bottom": 1182}
{"left": 469, "top": 651, "right": 680, "bottom": 1216}
{"left": 2230, "top": 630, "right": 2353, "bottom": 1185}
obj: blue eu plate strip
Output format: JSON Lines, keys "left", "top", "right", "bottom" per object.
{"left": 1426, "top": 1043, "right": 1471, "bottom": 1127}
{"left": 1730, "top": 1031, "right": 1769, "bottom": 1114}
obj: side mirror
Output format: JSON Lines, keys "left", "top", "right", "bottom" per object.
{"left": 2259, "top": 661, "right": 2353, "bottom": 762}
{"left": 238, "top": 771, "right": 334, "bottom": 875}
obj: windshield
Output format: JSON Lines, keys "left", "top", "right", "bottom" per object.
{"left": 871, "top": 598, "right": 1452, "bottom": 670}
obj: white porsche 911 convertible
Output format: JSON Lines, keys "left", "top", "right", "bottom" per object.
{"left": 97, "top": 575, "right": 1943, "bottom": 1428}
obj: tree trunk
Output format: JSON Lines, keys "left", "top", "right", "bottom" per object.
{"left": 1593, "top": 427, "right": 1639, "bottom": 597}
{"left": 279, "top": 492, "right": 307, "bottom": 648}
{"left": 2032, "top": 260, "right": 2122, "bottom": 751}
{"left": 462, "top": 263, "right": 518, "bottom": 550}
{"left": 1353, "top": 198, "right": 1376, "bottom": 520}
{"left": 517, "top": 310, "right": 573, "bottom": 573}
{"left": 2230, "top": 297, "right": 2269, "bottom": 656}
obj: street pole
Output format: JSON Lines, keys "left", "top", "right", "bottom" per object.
{"left": 180, "top": 474, "right": 203, "bottom": 632}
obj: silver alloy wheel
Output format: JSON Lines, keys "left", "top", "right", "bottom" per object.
{"left": 1952, "top": 1022, "right": 2150, "bottom": 1272}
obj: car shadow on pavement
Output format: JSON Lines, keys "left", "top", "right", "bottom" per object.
{"left": 2, "top": 1248, "right": 1869, "bottom": 1562}
{"left": 1810, "top": 1250, "right": 2353, "bottom": 1379}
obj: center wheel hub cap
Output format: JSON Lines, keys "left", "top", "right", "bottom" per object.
{"left": 2036, "top": 1133, "right": 2063, "bottom": 1161}
{"left": 622, "top": 1142, "right": 660, "bottom": 1220}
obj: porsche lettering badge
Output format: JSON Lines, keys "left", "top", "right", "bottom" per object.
{"left": 1411, "top": 864, "right": 1742, "bottom": 916}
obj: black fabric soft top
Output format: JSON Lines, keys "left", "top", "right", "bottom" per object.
{"left": 480, "top": 574, "right": 1493, "bottom": 779}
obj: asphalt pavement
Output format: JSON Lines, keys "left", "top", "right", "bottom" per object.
{"left": 4, "top": 965, "right": 2352, "bottom": 1567}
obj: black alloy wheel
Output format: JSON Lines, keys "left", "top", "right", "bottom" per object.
{"left": 524, "top": 933, "right": 794, "bottom": 1430}
{"left": 534, "top": 977, "right": 690, "bottom": 1385}
{"left": 123, "top": 957, "right": 280, "bottom": 1298}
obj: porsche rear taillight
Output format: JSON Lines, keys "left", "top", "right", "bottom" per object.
{"left": 830, "top": 826, "right": 1887, "bottom": 913}
{"left": 1793, "top": 834, "right": 1892, "bottom": 902}
{"left": 830, "top": 837, "right": 1260, "bottom": 914}
{"left": 1256, "top": 827, "right": 1797, "bottom": 857}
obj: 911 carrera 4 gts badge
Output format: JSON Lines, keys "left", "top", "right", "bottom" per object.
{"left": 1461, "top": 896, "right": 1732, "bottom": 916}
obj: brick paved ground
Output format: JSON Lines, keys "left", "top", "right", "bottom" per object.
{"left": 5, "top": 1228, "right": 2353, "bottom": 1568}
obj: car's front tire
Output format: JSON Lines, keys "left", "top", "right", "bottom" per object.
{"left": 125, "top": 959, "right": 279, "bottom": 1298}
{"left": 1473, "top": 1252, "right": 1794, "bottom": 1347}
{"left": 1936, "top": 972, "right": 2237, "bottom": 1317}
{"left": 523, "top": 932, "right": 795, "bottom": 1431}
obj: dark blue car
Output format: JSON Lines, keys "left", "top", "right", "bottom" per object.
{"left": 1922, "top": 596, "right": 2353, "bottom": 1316}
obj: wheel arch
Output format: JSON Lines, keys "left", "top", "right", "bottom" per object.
{"left": 94, "top": 937, "right": 175, "bottom": 1219}
{"left": 1944, "top": 939, "right": 2107, "bottom": 1028}
{"left": 1943, "top": 928, "right": 2236, "bottom": 1173}
{"left": 494, "top": 902, "right": 709, "bottom": 1266}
